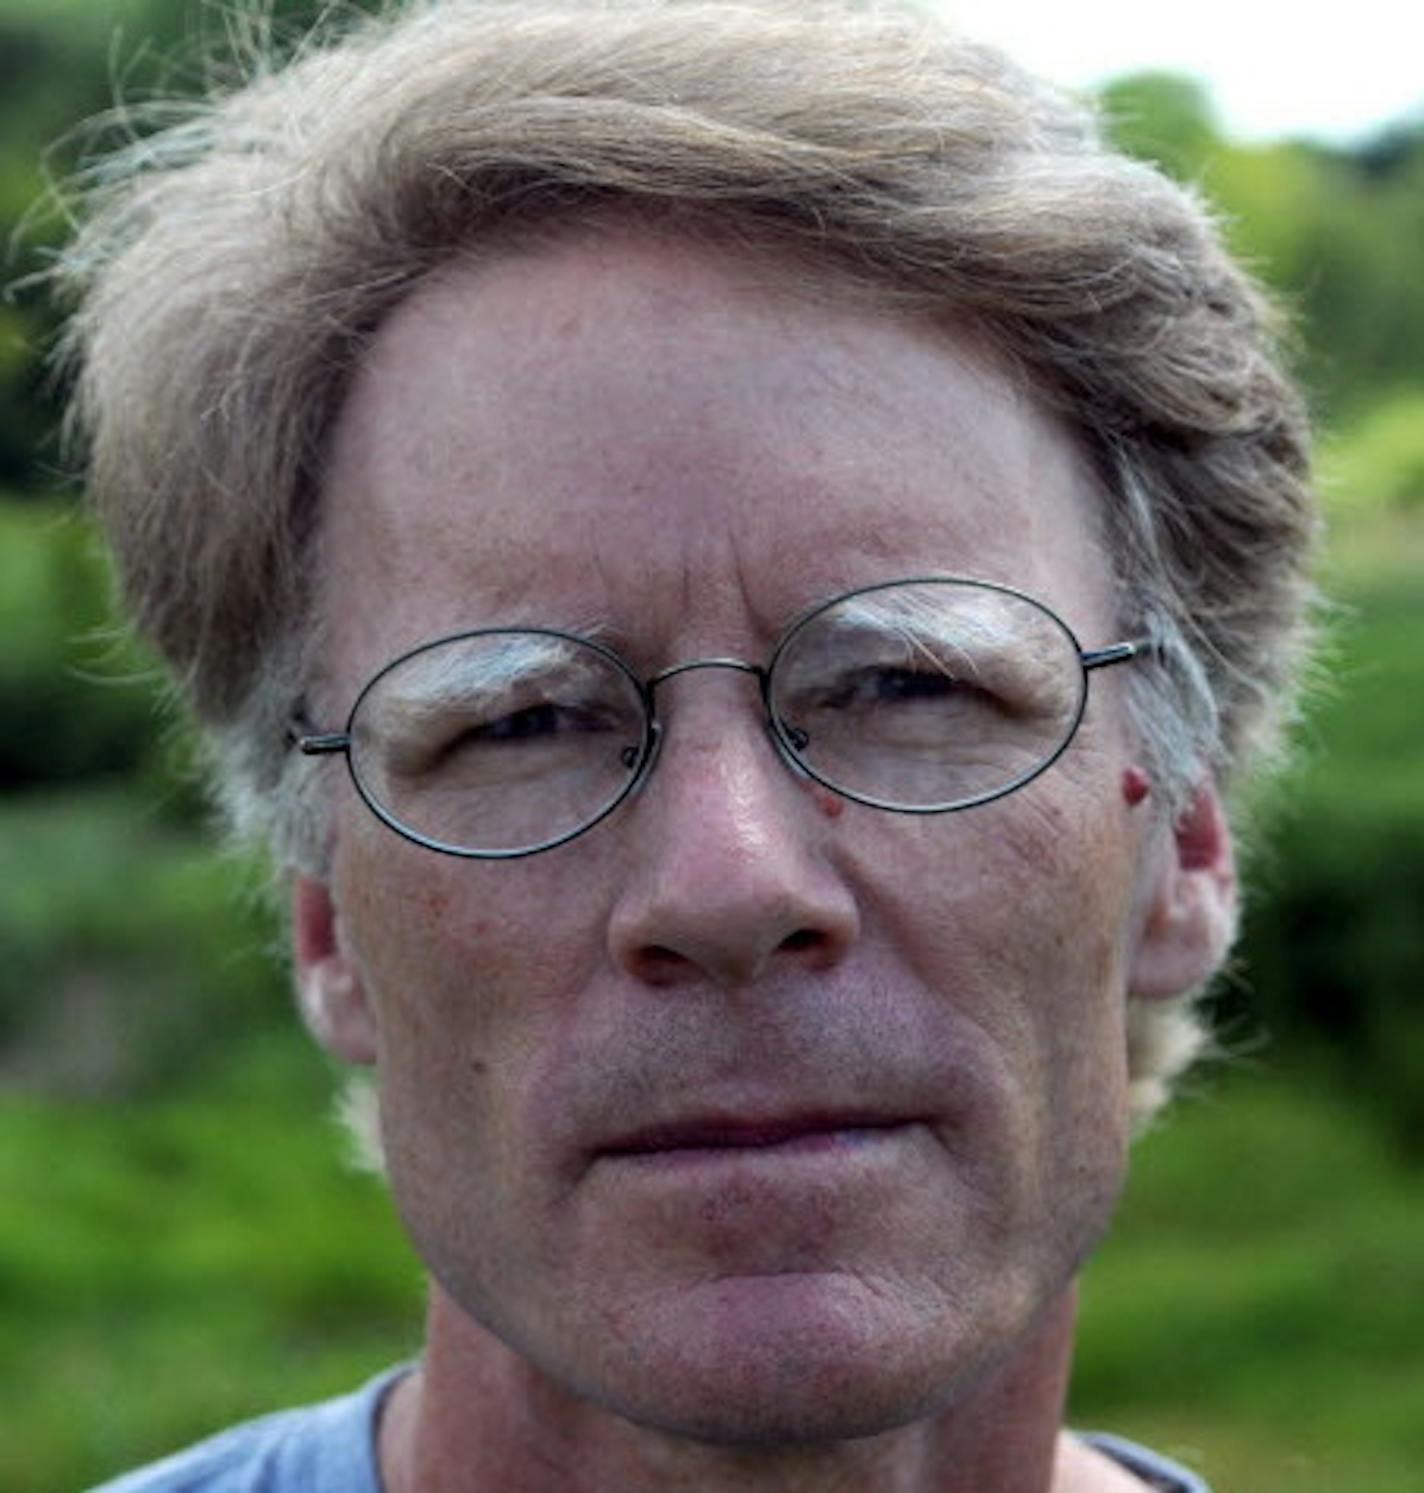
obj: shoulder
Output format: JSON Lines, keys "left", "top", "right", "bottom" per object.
{"left": 1076, "top": 1431, "right": 1214, "bottom": 1493}
{"left": 86, "top": 1366, "right": 412, "bottom": 1493}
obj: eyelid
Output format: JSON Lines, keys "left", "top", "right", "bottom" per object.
{"left": 777, "top": 623, "right": 1074, "bottom": 723}
{"left": 360, "top": 637, "right": 615, "bottom": 728}
{"left": 785, "top": 625, "right": 1023, "bottom": 688}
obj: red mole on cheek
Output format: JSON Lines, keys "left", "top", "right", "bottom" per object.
{"left": 812, "top": 785, "right": 845, "bottom": 819}
{"left": 1121, "top": 767, "right": 1152, "bottom": 808}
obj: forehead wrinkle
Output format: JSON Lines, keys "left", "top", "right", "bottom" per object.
{"left": 553, "top": 490, "right": 776, "bottom": 667}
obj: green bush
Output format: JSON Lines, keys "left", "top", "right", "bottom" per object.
{"left": 0, "top": 1090, "right": 420, "bottom": 1493}
{"left": 0, "top": 497, "right": 176, "bottom": 789}
{"left": 1232, "top": 571, "right": 1424, "bottom": 1151}
{"left": 1071, "top": 1071, "right": 1424, "bottom": 1493}
{"left": 0, "top": 785, "right": 293, "bottom": 1095}
{"left": 1320, "top": 389, "right": 1424, "bottom": 516}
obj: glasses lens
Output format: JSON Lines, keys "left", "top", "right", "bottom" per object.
{"left": 768, "top": 580, "right": 1085, "bottom": 810}
{"left": 347, "top": 631, "right": 648, "bottom": 855}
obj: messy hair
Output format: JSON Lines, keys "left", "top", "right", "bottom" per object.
{"left": 52, "top": 0, "right": 1318, "bottom": 1125}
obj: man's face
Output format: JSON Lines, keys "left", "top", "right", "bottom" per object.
{"left": 306, "top": 230, "right": 1177, "bottom": 1441}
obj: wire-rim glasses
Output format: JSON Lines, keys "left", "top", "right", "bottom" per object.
{"left": 289, "top": 576, "right": 1152, "bottom": 859}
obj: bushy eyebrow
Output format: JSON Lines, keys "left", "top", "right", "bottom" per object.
{"left": 359, "top": 633, "right": 616, "bottom": 738}
{"left": 836, "top": 591, "right": 1023, "bottom": 655}
{"left": 796, "top": 592, "right": 1077, "bottom": 711}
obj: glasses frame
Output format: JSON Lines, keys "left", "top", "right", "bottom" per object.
{"left": 289, "top": 575, "right": 1153, "bottom": 859}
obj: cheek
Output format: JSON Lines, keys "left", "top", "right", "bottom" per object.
{"left": 889, "top": 790, "right": 1133, "bottom": 973}
{"left": 848, "top": 797, "right": 1135, "bottom": 1284}
{"left": 336, "top": 821, "right": 601, "bottom": 1017}
{"left": 861, "top": 790, "right": 1139, "bottom": 1117}
{"left": 330, "top": 836, "right": 595, "bottom": 1253}
{"left": 326, "top": 832, "right": 610, "bottom": 1191}
{"left": 980, "top": 799, "right": 1138, "bottom": 1238}
{"left": 997, "top": 803, "right": 1138, "bottom": 1183}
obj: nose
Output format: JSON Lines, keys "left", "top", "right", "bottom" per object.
{"left": 606, "top": 682, "right": 860, "bottom": 991}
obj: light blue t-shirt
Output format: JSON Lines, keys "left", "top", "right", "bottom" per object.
{"left": 87, "top": 1367, "right": 1212, "bottom": 1492}
{"left": 85, "top": 1367, "right": 406, "bottom": 1493}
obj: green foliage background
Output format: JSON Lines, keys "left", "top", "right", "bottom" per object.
{"left": 1, "top": 7, "right": 1421, "bottom": 1491}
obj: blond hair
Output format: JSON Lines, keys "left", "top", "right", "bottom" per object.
{"left": 53, "top": 0, "right": 1318, "bottom": 1122}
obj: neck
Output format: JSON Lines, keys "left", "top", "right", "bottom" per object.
{"left": 379, "top": 1282, "right": 1085, "bottom": 1493}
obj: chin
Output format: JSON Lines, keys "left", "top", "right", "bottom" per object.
{"left": 568, "top": 1270, "right": 1011, "bottom": 1448}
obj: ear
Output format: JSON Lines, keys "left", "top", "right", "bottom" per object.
{"left": 291, "top": 875, "right": 378, "bottom": 1064}
{"left": 1128, "top": 779, "right": 1238, "bottom": 1001}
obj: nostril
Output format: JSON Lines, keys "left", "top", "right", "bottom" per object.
{"left": 630, "top": 944, "right": 693, "bottom": 985}
{"left": 626, "top": 927, "right": 832, "bottom": 989}
{"left": 780, "top": 929, "right": 822, "bottom": 953}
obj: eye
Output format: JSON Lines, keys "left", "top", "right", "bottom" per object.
{"left": 778, "top": 659, "right": 1007, "bottom": 758}
{"left": 471, "top": 701, "right": 599, "bottom": 743}
{"left": 440, "top": 694, "right": 643, "bottom": 763}
{"left": 818, "top": 665, "right": 989, "bottom": 712}
{"left": 855, "top": 667, "right": 972, "bottom": 704}
{"left": 381, "top": 695, "right": 627, "bottom": 780}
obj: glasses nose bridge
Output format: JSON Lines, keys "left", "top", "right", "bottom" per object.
{"left": 645, "top": 654, "right": 769, "bottom": 701}
{"left": 635, "top": 654, "right": 807, "bottom": 817}
{"left": 639, "top": 655, "right": 780, "bottom": 776}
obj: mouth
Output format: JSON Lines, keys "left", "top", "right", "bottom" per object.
{"left": 599, "top": 1112, "right": 917, "bottom": 1164}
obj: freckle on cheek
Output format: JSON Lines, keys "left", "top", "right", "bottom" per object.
{"left": 417, "top": 885, "right": 453, "bottom": 928}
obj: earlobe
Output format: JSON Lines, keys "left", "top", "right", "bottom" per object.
{"left": 1128, "top": 780, "right": 1238, "bottom": 1001}
{"left": 291, "top": 875, "right": 378, "bottom": 1064}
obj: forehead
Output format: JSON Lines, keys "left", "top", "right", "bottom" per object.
{"left": 315, "top": 227, "right": 1113, "bottom": 689}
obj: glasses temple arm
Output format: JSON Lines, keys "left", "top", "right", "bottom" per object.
{"left": 286, "top": 717, "right": 350, "bottom": 755}
{"left": 1080, "top": 637, "right": 1159, "bottom": 672}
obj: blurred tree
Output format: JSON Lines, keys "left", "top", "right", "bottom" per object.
{"left": 1098, "top": 71, "right": 1223, "bottom": 181}
{"left": 2, "top": 0, "right": 382, "bottom": 492}
{"left": 1101, "top": 72, "right": 1424, "bottom": 417}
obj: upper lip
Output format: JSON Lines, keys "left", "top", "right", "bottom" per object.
{"left": 599, "top": 1110, "right": 913, "bottom": 1156}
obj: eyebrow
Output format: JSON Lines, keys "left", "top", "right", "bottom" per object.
{"left": 810, "top": 593, "right": 1076, "bottom": 708}
{"left": 361, "top": 632, "right": 609, "bottom": 736}
{"left": 836, "top": 592, "right": 1024, "bottom": 653}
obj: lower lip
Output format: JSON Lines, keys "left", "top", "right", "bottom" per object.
{"left": 607, "top": 1123, "right": 915, "bottom": 1171}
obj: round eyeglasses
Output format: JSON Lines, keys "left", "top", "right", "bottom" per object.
{"left": 289, "top": 577, "right": 1153, "bottom": 859}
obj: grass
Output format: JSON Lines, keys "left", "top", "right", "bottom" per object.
{"left": 1072, "top": 1069, "right": 1424, "bottom": 1493}
{"left": 0, "top": 1087, "right": 421, "bottom": 1492}
{"left": 0, "top": 784, "right": 287, "bottom": 1091}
